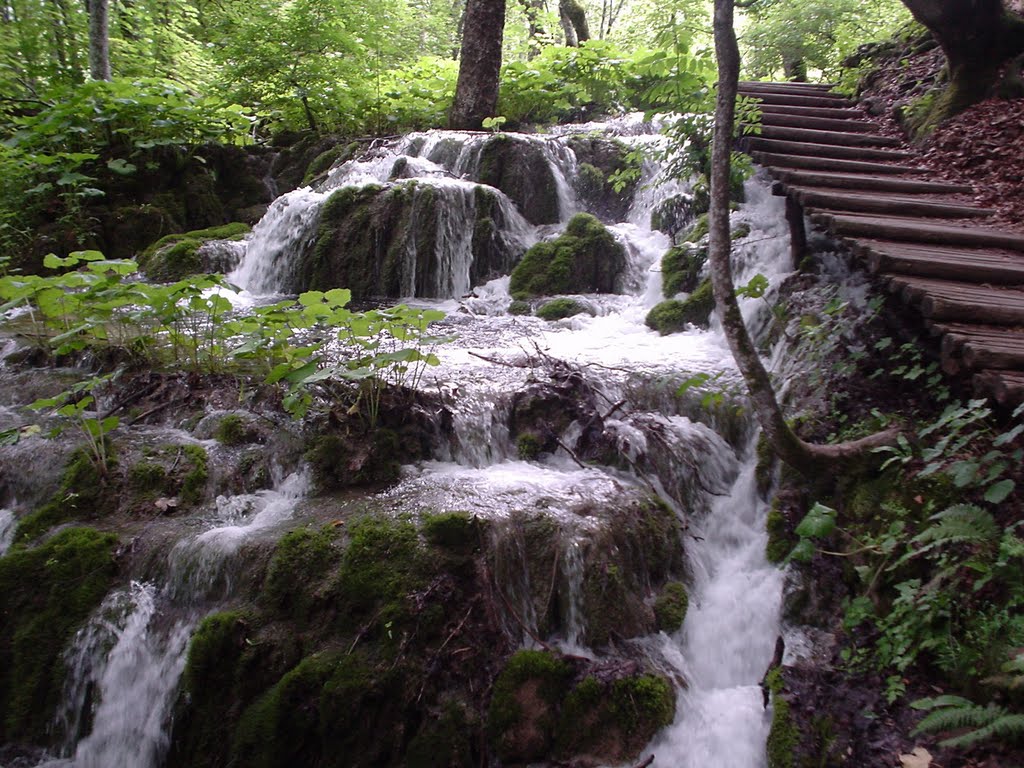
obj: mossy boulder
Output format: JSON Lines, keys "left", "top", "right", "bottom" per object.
{"left": 661, "top": 244, "right": 706, "bottom": 298}
{"left": 263, "top": 526, "right": 342, "bottom": 624}
{"left": 0, "top": 527, "right": 119, "bottom": 742}
{"left": 139, "top": 222, "right": 250, "bottom": 281}
{"left": 509, "top": 213, "right": 626, "bottom": 298}
{"left": 488, "top": 650, "right": 573, "bottom": 762}
{"left": 305, "top": 182, "right": 522, "bottom": 299}
{"left": 302, "top": 141, "right": 360, "bottom": 185}
{"left": 508, "top": 299, "right": 532, "bottom": 316}
{"left": 645, "top": 280, "right": 714, "bottom": 334}
{"left": 477, "top": 134, "right": 561, "bottom": 225}
{"left": 565, "top": 136, "right": 641, "bottom": 221}
{"left": 536, "top": 298, "right": 592, "bottom": 321}
{"left": 765, "top": 668, "right": 798, "bottom": 768}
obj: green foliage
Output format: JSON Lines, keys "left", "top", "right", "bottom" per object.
{"left": 912, "top": 694, "right": 1024, "bottom": 748}
{"left": 0, "top": 527, "right": 119, "bottom": 742}
{"left": 509, "top": 214, "right": 625, "bottom": 298}
{"left": 14, "top": 448, "right": 113, "bottom": 544}
{"left": 536, "top": 298, "right": 591, "bottom": 321}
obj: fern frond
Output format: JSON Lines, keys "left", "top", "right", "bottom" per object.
{"left": 912, "top": 701, "right": 1000, "bottom": 735}
{"left": 912, "top": 504, "right": 999, "bottom": 555}
{"left": 941, "top": 712, "right": 1024, "bottom": 748}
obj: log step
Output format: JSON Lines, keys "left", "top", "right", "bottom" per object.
{"left": 853, "top": 240, "right": 1024, "bottom": 285}
{"left": 743, "top": 137, "right": 916, "bottom": 161}
{"left": 811, "top": 213, "right": 1024, "bottom": 252}
{"left": 756, "top": 125, "right": 903, "bottom": 147}
{"left": 886, "top": 275, "right": 1024, "bottom": 324}
{"left": 758, "top": 113, "right": 878, "bottom": 133}
{"left": 973, "top": 370, "right": 1024, "bottom": 406}
{"left": 751, "top": 152, "right": 926, "bottom": 175}
{"left": 792, "top": 186, "right": 993, "bottom": 219}
{"left": 739, "top": 83, "right": 843, "bottom": 99}
{"left": 740, "top": 92, "right": 856, "bottom": 109}
{"left": 758, "top": 104, "right": 866, "bottom": 120}
{"left": 934, "top": 323, "right": 1024, "bottom": 371}
{"left": 739, "top": 80, "right": 838, "bottom": 92}
{"left": 770, "top": 169, "right": 973, "bottom": 195}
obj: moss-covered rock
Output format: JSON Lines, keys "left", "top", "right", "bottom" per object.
{"left": 645, "top": 280, "right": 714, "bottom": 335}
{"left": 566, "top": 136, "right": 641, "bottom": 222}
{"left": 138, "top": 222, "right": 250, "bottom": 281}
{"left": 536, "top": 298, "right": 592, "bottom": 321}
{"left": 766, "top": 499, "right": 794, "bottom": 564}
{"left": 766, "top": 668, "right": 798, "bottom": 768}
{"left": 213, "top": 413, "right": 259, "bottom": 446}
{"left": 507, "top": 299, "right": 532, "bottom": 316}
{"left": 302, "top": 141, "right": 360, "bottom": 185}
{"left": 263, "top": 526, "right": 341, "bottom": 623}
{"left": 0, "top": 527, "right": 119, "bottom": 743}
{"left": 421, "top": 511, "right": 479, "bottom": 552}
{"left": 477, "top": 134, "right": 561, "bottom": 225}
{"left": 653, "top": 581, "right": 689, "bottom": 632}
{"left": 509, "top": 213, "right": 626, "bottom": 298}
{"left": 556, "top": 673, "right": 675, "bottom": 763}
{"left": 305, "top": 431, "right": 404, "bottom": 490}
{"left": 661, "top": 244, "right": 706, "bottom": 298}
{"left": 488, "top": 649, "right": 573, "bottom": 763}
{"left": 306, "top": 182, "right": 522, "bottom": 299}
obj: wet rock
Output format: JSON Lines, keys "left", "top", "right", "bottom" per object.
{"left": 509, "top": 213, "right": 627, "bottom": 298}
{"left": 645, "top": 280, "right": 714, "bottom": 334}
{"left": 565, "top": 135, "right": 640, "bottom": 222}
{"left": 477, "top": 134, "right": 561, "bottom": 225}
{"left": 138, "top": 223, "right": 251, "bottom": 281}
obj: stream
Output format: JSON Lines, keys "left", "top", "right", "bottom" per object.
{"left": 10, "top": 116, "right": 793, "bottom": 767}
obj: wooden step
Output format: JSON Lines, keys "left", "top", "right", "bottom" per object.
{"left": 886, "top": 275, "right": 1024, "bottom": 324}
{"left": 758, "top": 104, "right": 866, "bottom": 120}
{"left": 743, "top": 137, "right": 916, "bottom": 161}
{"left": 757, "top": 113, "right": 878, "bottom": 133}
{"left": 770, "top": 169, "right": 973, "bottom": 195}
{"left": 790, "top": 186, "right": 993, "bottom": 219}
{"left": 853, "top": 240, "right": 1024, "bottom": 285}
{"left": 751, "top": 151, "right": 926, "bottom": 175}
{"left": 741, "top": 92, "right": 856, "bottom": 109}
{"left": 738, "top": 82, "right": 841, "bottom": 98}
{"left": 811, "top": 213, "right": 1024, "bottom": 252}
{"left": 973, "top": 370, "right": 1024, "bottom": 406}
{"left": 739, "top": 80, "right": 837, "bottom": 91}
{"left": 756, "top": 125, "right": 902, "bottom": 147}
{"left": 934, "top": 323, "right": 1024, "bottom": 371}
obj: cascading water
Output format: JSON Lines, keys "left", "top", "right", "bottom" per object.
{"left": 13, "top": 115, "right": 799, "bottom": 767}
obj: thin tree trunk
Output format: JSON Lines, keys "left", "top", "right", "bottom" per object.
{"left": 450, "top": 0, "right": 506, "bottom": 130}
{"left": 520, "top": 0, "right": 546, "bottom": 59}
{"left": 559, "top": 0, "right": 589, "bottom": 45}
{"left": 88, "top": 0, "right": 111, "bottom": 80}
{"left": 709, "top": 0, "right": 899, "bottom": 475}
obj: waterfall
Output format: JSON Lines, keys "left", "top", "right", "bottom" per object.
{"left": 0, "top": 507, "right": 14, "bottom": 556}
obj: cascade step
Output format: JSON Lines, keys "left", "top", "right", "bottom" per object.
{"left": 758, "top": 113, "right": 878, "bottom": 133}
{"left": 886, "top": 275, "right": 1024, "bottom": 324}
{"left": 770, "top": 169, "right": 973, "bottom": 195}
{"left": 973, "top": 370, "right": 1024, "bottom": 406}
{"left": 755, "top": 125, "right": 903, "bottom": 147}
{"left": 811, "top": 212, "right": 1024, "bottom": 252}
{"left": 789, "top": 186, "right": 993, "bottom": 219}
{"left": 758, "top": 104, "right": 866, "bottom": 120}
{"left": 852, "top": 240, "right": 1024, "bottom": 284}
{"left": 743, "top": 137, "right": 916, "bottom": 161}
{"left": 739, "top": 92, "right": 856, "bottom": 109}
{"left": 751, "top": 151, "right": 925, "bottom": 175}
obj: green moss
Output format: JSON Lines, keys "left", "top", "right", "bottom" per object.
{"left": 756, "top": 432, "right": 776, "bottom": 499}
{"left": 661, "top": 244, "right": 706, "bottom": 298}
{"left": 517, "top": 432, "right": 544, "bottom": 460}
{"left": 180, "top": 444, "right": 209, "bottom": 506}
{"left": 732, "top": 223, "right": 752, "bottom": 240}
{"left": 422, "top": 512, "right": 478, "bottom": 551}
{"left": 685, "top": 213, "right": 710, "bottom": 243}
{"left": 302, "top": 141, "right": 359, "bottom": 184}
{"left": 575, "top": 162, "right": 606, "bottom": 199}
{"left": 653, "top": 581, "right": 689, "bottom": 632}
{"left": 556, "top": 674, "right": 675, "bottom": 762}
{"left": 214, "top": 414, "right": 254, "bottom": 446}
{"left": 129, "top": 461, "right": 167, "bottom": 492}
{"left": 305, "top": 431, "right": 404, "bottom": 490}
{"left": 509, "top": 213, "right": 626, "bottom": 298}
{"left": 139, "top": 222, "right": 250, "bottom": 281}
{"left": 406, "top": 700, "right": 474, "bottom": 768}
{"left": 507, "top": 299, "right": 532, "bottom": 316}
{"left": 264, "top": 526, "right": 341, "bottom": 622}
{"left": 766, "top": 500, "right": 793, "bottom": 564}
{"left": 765, "top": 668, "right": 798, "bottom": 768}
{"left": 0, "top": 527, "right": 119, "bottom": 742}
{"left": 488, "top": 649, "right": 573, "bottom": 763}
{"left": 14, "top": 449, "right": 114, "bottom": 544}
{"left": 536, "top": 298, "right": 591, "bottom": 321}
{"left": 645, "top": 280, "right": 715, "bottom": 335}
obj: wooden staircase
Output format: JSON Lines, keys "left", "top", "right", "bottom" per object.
{"left": 737, "top": 81, "right": 1024, "bottom": 407}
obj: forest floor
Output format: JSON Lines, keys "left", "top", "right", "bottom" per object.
{"left": 857, "top": 41, "right": 1024, "bottom": 232}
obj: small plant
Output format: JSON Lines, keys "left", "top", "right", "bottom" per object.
{"left": 30, "top": 373, "right": 121, "bottom": 474}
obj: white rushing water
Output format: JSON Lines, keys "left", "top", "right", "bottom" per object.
{"left": 34, "top": 116, "right": 794, "bottom": 768}
{"left": 0, "top": 507, "right": 15, "bottom": 556}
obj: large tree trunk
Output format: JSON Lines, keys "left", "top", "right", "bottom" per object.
{"left": 901, "top": 0, "right": 1024, "bottom": 117}
{"left": 559, "top": 0, "right": 589, "bottom": 46}
{"left": 88, "top": 0, "right": 111, "bottom": 81}
{"left": 450, "top": 0, "right": 506, "bottom": 130}
{"left": 709, "top": 0, "right": 900, "bottom": 476}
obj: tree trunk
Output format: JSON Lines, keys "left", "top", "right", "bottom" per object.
{"left": 900, "top": 0, "right": 1024, "bottom": 116}
{"left": 450, "top": 0, "right": 506, "bottom": 130}
{"left": 709, "top": 0, "right": 900, "bottom": 476}
{"left": 559, "top": 0, "right": 589, "bottom": 46}
{"left": 520, "top": 0, "right": 546, "bottom": 59}
{"left": 88, "top": 0, "right": 111, "bottom": 80}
